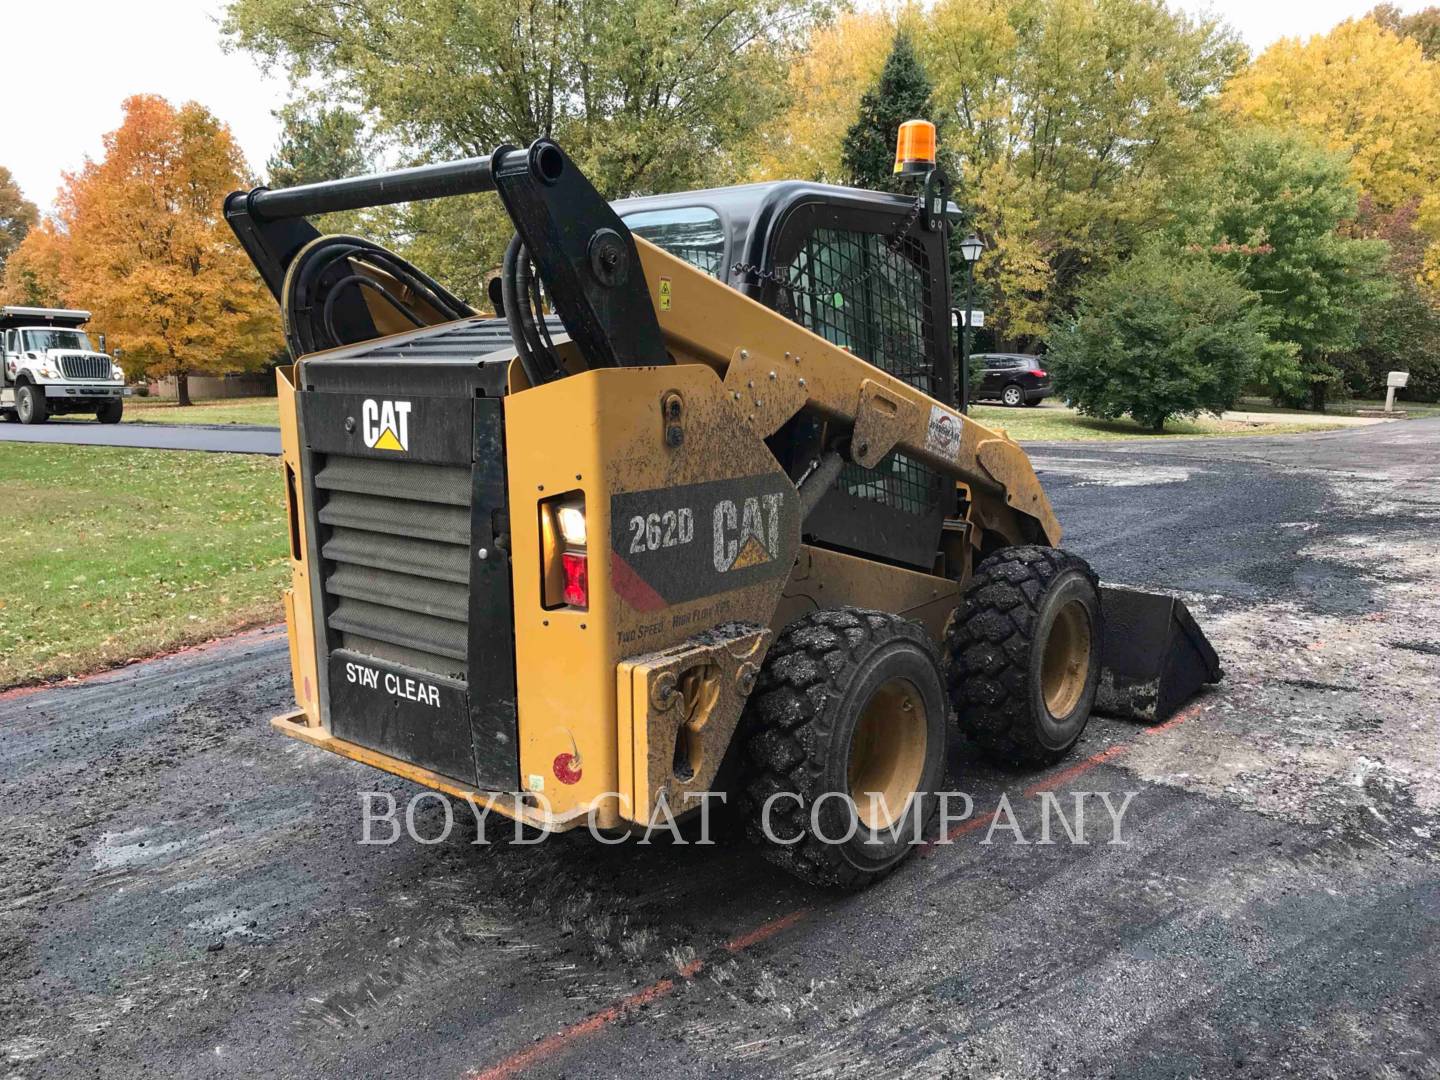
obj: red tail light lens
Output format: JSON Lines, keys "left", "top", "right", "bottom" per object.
{"left": 1032, "top": 369, "right": 1047, "bottom": 378}
{"left": 561, "top": 551, "right": 589, "bottom": 608}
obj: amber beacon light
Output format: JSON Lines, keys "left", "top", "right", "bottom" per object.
{"left": 893, "top": 119, "right": 937, "bottom": 176}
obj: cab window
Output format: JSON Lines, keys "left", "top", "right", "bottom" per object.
{"left": 621, "top": 206, "right": 725, "bottom": 278}
{"left": 23, "top": 328, "right": 93, "bottom": 352}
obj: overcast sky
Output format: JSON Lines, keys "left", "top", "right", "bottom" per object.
{"left": 3, "top": 0, "right": 1432, "bottom": 214}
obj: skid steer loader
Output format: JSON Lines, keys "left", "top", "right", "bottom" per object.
{"left": 227, "top": 124, "right": 1220, "bottom": 887}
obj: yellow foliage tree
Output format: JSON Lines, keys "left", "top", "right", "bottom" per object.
{"left": 747, "top": 10, "right": 905, "bottom": 183}
{"left": 47, "top": 95, "right": 280, "bottom": 403}
{"left": 1222, "top": 18, "right": 1440, "bottom": 213}
{"left": 921, "top": 0, "right": 1242, "bottom": 343}
{"left": 0, "top": 219, "right": 67, "bottom": 307}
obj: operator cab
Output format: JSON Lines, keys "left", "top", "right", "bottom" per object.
{"left": 616, "top": 182, "right": 962, "bottom": 570}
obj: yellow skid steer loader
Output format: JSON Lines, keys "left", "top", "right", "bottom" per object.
{"left": 226, "top": 126, "right": 1219, "bottom": 887}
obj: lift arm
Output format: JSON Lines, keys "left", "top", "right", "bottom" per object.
{"left": 633, "top": 238, "right": 1061, "bottom": 545}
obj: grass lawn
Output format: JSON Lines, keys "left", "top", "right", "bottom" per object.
{"left": 122, "top": 396, "right": 281, "bottom": 426}
{"left": 1233, "top": 396, "right": 1440, "bottom": 419}
{"left": 969, "top": 403, "right": 1351, "bottom": 441}
{"left": 0, "top": 444, "right": 287, "bottom": 689}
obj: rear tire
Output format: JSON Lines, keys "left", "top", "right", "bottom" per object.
{"left": 944, "top": 546, "right": 1102, "bottom": 766}
{"left": 1001, "top": 384, "right": 1024, "bottom": 407}
{"left": 737, "top": 609, "right": 948, "bottom": 889}
{"left": 16, "top": 384, "right": 47, "bottom": 425}
{"left": 96, "top": 400, "right": 123, "bottom": 424}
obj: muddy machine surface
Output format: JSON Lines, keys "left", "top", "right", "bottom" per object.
{"left": 228, "top": 129, "right": 1219, "bottom": 886}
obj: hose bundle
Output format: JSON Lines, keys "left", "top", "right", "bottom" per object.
{"left": 500, "top": 234, "right": 563, "bottom": 387}
{"left": 282, "top": 235, "right": 473, "bottom": 358}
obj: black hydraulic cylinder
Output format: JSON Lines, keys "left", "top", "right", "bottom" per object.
{"left": 246, "top": 154, "right": 500, "bottom": 222}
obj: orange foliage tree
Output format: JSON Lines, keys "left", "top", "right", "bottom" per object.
{"left": 0, "top": 219, "right": 67, "bottom": 307}
{"left": 5, "top": 95, "right": 280, "bottom": 403}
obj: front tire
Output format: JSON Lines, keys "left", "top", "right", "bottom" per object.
{"left": 96, "top": 400, "right": 123, "bottom": 424}
{"left": 945, "top": 546, "right": 1102, "bottom": 766}
{"left": 16, "top": 384, "right": 47, "bottom": 425}
{"left": 1001, "top": 384, "right": 1024, "bottom": 407}
{"left": 738, "top": 609, "right": 948, "bottom": 889}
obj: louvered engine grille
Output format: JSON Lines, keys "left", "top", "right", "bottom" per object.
{"left": 58, "top": 354, "right": 112, "bottom": 380}
{"left": 315, "top": 454, "right": 471, "bottom": 682}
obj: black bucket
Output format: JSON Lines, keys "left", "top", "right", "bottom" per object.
{"left": 1095, "top": 585, "right": 1223, "bottom": 722}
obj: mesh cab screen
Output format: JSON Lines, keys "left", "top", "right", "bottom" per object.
{"left": 783, "top": 227, "right": 934, "bottom": 392}
{"left": 779, "top": 226, "right": 944, "bottom": 521}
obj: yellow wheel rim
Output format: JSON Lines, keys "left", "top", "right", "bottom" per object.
{"left": 1041, "top": 599, "right": 1091, "bottom": 717}
{"left": 847, "top": 678, "right": 928, "bottom": 830}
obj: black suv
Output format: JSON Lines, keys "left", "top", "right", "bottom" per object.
{"left": 973, "top": 353, "right": 1052, "bottom": 407}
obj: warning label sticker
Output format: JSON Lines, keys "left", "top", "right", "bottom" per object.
{"left": 925, "top": 404, "right": 963, "bottom": 458}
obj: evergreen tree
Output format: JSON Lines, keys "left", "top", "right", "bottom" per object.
{"left": 840, "top": 32, "right": 937, "bottom": 193}
{"left": 267, "top": 97, "right": 373, "bottom": 189}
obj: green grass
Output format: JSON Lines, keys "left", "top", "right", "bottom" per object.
{"left": 121, "top": 396, "right": 281, "bottom": 426}
{"left": 0, "top": 445, "right": 287, "bottom": 689}
{"left": 970, "top": 404, "right": 1351, "bottom": 442}
{"left": 1232, "top": 396, "right": 1440, "bottom": 419}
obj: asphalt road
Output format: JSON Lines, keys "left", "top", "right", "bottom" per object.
{"left": 2, "top": 420, "right": 1438, "bottom": 1079}
{"left": 0, "top": 421, "right": 280, "bottom": 455}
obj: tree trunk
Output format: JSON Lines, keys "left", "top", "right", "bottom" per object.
{"left": 1309, "top": 380, "right": 1326, "bottom": 413}
{"left": 176, "top": 371, "right": 191, "bottom": 407}
{"left": 1151, "top": 416, "right": 1166, "bottom": 432}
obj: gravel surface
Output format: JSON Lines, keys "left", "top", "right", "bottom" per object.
{"left": 2, "top": 420, "right": 1437, "bottom": 1079}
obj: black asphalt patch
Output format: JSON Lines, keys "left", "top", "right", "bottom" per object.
{"left": 0, "top": 421, "right": 280, "bottom": 455}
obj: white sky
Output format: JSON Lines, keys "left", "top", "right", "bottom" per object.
{"left": 3, "top": 0, "right": 1435, "bottom": 215}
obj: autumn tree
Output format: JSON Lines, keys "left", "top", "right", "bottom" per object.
{"left": 1333, "top": 197, "right": 1440, "bottom": 400}
{"left": 0, "top": 219, "right": 66, "bottom": 307}
{"left": 841, "top": 31, "right": 937, "bottom": 193}
{"left": 1370, "top": 4, "right": 1440, "bottom": 59}
{"left": 0, "top": 166, "right": 38, "bottom": 279}
{"left": 58, "top": 95, "right": 280, "bottom": 404}
{"left": 1172, "top": 128, "right": 1391, "bottom": 410}
{"left": 747, "top": 10, "right": 897, "bottom": 184}
{"left": 1222, "top": 18, "right": 1440, "bottom": 213}
{"left": 920, "top": 0, "right": 1244, "bottom": 343}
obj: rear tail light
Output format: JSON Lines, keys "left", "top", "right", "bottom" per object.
{"left": 1033, "top": 369, "right": 1047, "bottom": 378}
{"left": 561, "top": 551, "right": 589, "bottom": 608}
{"left": 540, "top": 492, "right": 588, "bottom": 610}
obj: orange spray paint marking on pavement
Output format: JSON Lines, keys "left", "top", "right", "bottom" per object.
{"left": 921, "top": 702, "right": 1205, "bottom": 855}
{"left": 470, "top": 704, "right": 1211, "bottom": 1075}
{"left": 465, "top": 909, "right": 811, "bottom": 1080}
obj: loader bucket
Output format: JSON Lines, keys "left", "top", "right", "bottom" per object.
{"left": 1095, "top": 585, "right": 1222, "bottom": 722}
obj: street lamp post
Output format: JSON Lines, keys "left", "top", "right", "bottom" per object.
{"left": 958, "top": 232, "right": 984, "bottom": 413}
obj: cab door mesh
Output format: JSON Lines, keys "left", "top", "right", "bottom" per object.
{"left": 772, "top": 221, "right": 949, "bottom": 569}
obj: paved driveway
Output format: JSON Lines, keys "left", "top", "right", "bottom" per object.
{"left": 0, "top": 421, "right": 280, "bottom": 455}
{"left": 2, "top": 420, "right": 1437, "bottom": 1078}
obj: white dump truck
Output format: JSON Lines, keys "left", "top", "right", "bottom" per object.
{"left": 0, "top": 307, "right": 130, "bottom": 424}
